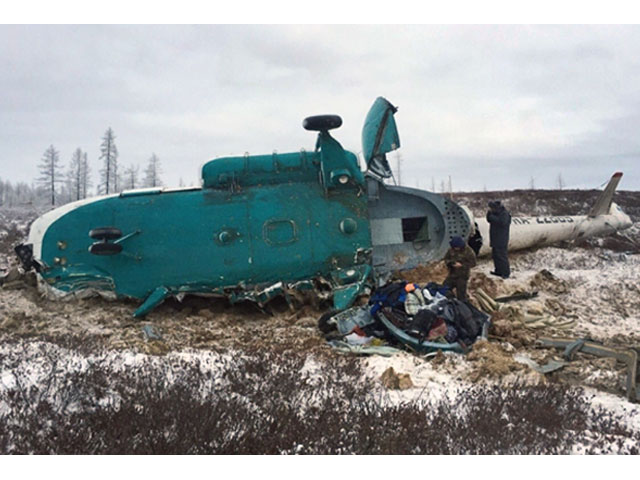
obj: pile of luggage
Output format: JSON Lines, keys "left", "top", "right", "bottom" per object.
{"left": 319, "top": 281, "right": 491, "bottom": 354}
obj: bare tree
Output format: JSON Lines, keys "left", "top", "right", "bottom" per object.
{"left": 3, "top": 181, "right": 14, "bottom": 206}
{"left": 67, "top": 148, "right": 83, "bottom": 201}
{"left": 123, "top": 164, "right": 139, "bottom": 190}
{"left": 67, "top": 149, "right": 92, "bottom": 201}
{"left": 144, "top": 153, "right": 162, "bottom": 187}
{"left": 99, "top": 128, "right": 119, "bottom": 195}
{"left": 38, "top": 145, "right": 62, "bottom": 206}
{"left": 556, "top": 173, "right": 565, "bottom": 190}
{"left": 81, "top": 152, "right": 92, "bottom": 199}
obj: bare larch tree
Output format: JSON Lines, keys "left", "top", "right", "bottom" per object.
{"left": 38, "top": 145, "right": 61, "bottom": 206}
{"left": 99, "top": 128, "right": 119, "bottom": 194}
{"left": 67, "top": 149, "right": 92, "bottom": 201}
{"left": 144, "top": 153, "right": 162, "bottom": 187}
{"left": 81, "top": 152, "right": 92, "bottom": 199}
{"left": 67, "top": 148, "right": 83, "bottom": 201}
{"left": 123, "top": 164, "right": 139, "bottom": 190}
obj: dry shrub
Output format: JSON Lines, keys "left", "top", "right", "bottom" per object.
{"left": 1, "top": 342, "right": 639, "bottom": 454}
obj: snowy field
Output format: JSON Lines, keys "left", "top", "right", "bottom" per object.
{"left": 1, "top": 197, "right": 640, "bottom": 453}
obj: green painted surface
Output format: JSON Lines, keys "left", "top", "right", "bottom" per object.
{"left": 30, "top": 96, "right": 463, "bottom": 316}
{"left": 38, "top": 131, "right": 372, "bottom": 307}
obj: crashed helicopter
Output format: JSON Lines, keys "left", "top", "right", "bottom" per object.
{"left": 16, "top": 97, "right": 471, "bottom": 317}
{"left": 14, "top": 97, "right": 632, "bottom": 317}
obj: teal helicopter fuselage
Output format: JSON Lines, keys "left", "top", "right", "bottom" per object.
{"left": 18, "top": 98, "right": 471, "bottom": 316}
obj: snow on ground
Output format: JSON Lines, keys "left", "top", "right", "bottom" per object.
{"left": 0, "top": 339, "right": 239, "bottom": 416}
{"left": 486, "top": 247, "right": 640, "bottom": 341}
{"left": 364, "top": 351, "right": 470, "bottom": 404}
{"left": 1, "top": 204, "right": 640, "bottom": 438}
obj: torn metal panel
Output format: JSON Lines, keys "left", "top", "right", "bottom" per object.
{"left": 514, "top": 354, "right": 568, "bottom": 374}
{"left": 538, "top": 337, "right": 639, "bottom": 402}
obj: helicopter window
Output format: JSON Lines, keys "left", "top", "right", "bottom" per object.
{"left": 402, "top": 217, "right": 428, "bottom": 242}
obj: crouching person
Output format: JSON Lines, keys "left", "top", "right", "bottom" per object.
{"left": 443, "top": 236, "right": 477, "bottom": 301}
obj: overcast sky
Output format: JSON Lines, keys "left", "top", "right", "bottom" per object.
{"left": 2, "top": 24, "right": 640, "bottom": 192}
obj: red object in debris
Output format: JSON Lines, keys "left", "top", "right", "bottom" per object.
{"left": 351, "top": 326, "right": 368, "bottom": 336}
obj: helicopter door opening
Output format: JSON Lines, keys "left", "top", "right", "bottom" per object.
{"left": 370, "top": 216, "right": 430, "bottom": 247}
{"left": 401, "top": 216, "right": 429, "bottom": 242}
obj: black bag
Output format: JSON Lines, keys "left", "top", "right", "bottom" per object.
{"left": 450, "top": 299, "right": 481, "bottom": 342}
{"left": 408, "top": 309, "right": 437, "bottom": 338}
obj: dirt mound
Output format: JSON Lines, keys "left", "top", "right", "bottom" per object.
{"left": 0, "top": 277, "right": 329, "bottom": 355}
{"left": 487, "top": 311, "right": 537, "bottom": 349}
{"left": 396, "top": 261, "right": 448, "bottom": 284}
{"left": 530, "top": 269, "right": 569, "bottom": 294}
{"left": 468, "top": 272, "right": 500, "bottom": 298}
{"left": 380, "top": 367, "right": 414, "bottom": 390}
{"left": 466, "top": 339, "right": 525, "bottom": 382}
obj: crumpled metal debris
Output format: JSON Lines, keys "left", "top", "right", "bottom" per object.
{"left": 537, "top": 337, "right": 639, "bottom": 402}
{"left": 513, "top": 353, "right": 568, "bottom": 374}
{"left": 474, "top": 288, "right": 576, "bottom": 331}
{"left": 141, "top": 324, "right": 163, "bottom": 341}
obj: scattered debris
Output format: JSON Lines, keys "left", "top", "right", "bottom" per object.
{"left": 468, "top": 272, "right": 500, "bottom": 298}
{"left": 537, "top": 337, "right": 639, "bottom": 401}
{"left": 513, "top": 353, "right": 568, "bottom": 374}
{"left": 141, "top": 324, "right": 163, "bottom": 341}
{"left": 320, "top": 281, "right": 490, "bottom": 355}
{"left": 495, "top": 290, "right": 539, "bottom": 303}
{"left": 530, "top": 269, "right": 569, "bottom": 294}
{"left": 0, "top": 267, "right": 22, "bottom": 285}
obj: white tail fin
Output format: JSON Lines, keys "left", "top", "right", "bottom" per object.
{"left": 588, "top": 172, "right": 623, "bottom": 217}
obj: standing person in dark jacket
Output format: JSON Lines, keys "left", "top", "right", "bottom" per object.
{"left": 486, "top": 200, "right": 511, "bottom": 279}
{"left": 443, "top": 236, "right": 477, "bottom": 301}
{"left": 468, "top": 222, "right": 483, "bottom": 256}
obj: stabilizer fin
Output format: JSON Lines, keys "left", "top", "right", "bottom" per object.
{"left": 134, "top": 286, "right": 169, "bottom": 318}
{"left": 588, "top": 172, "right": 623, "bottom": 217}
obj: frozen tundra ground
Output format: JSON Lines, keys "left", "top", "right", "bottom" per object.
{"left": 0, "top": 188, "right": 639, "bottom": 453}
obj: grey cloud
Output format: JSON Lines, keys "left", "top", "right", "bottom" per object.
{"left": 1, "top": 25, "right": 639, "bottom": 192}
